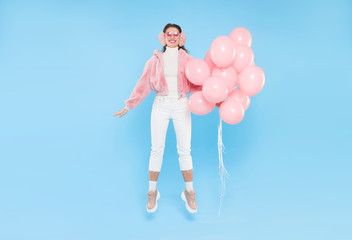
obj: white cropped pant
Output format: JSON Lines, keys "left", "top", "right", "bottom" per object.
{"left": 149, "top": 95, "right": 193, "bottom": 172}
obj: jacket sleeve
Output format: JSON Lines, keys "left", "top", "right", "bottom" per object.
{"left": 124, "top": 56, "right": 154, "bottom": 110}
{"left": 190, "top": 81, "right": 203, "bottom": 94}
{"left": 186, "top": 54, "right": 203, "bottom": 94}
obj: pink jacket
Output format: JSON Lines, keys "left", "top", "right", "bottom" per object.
{"left": 124, "top": 48, "right": 202, "bottom": 110}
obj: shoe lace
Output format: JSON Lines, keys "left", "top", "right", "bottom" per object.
{"left": 187, "top": 191, "right": 196, "bottom": 202}
{"left": 147, "top": 190, "right": 156, "bottom": 200}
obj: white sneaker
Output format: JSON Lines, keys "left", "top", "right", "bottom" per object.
{"left": 181, "top": 189, "right": 197, "bottom": 213}
{"left": 146, "top": 189, "right": 160, "bottom": 213}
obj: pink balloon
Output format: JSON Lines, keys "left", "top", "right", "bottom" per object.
{"left": 232, "top": 45, "right": 254, "bottom": 73}
{"left": 210, "top": 36, "right": 236, "bottom": 68}
{"left": 227, "top": 88, "right": 245, "bottom": 102}
{"left": 188, "top": 91, "right": 215, "bottom": 115}
{"left": 219, "top": 99, "right": 245, "bottom": 125}
{"left": 202, "top": 77, "right": 229, "bottom": 103}
{"left": 212, "top": 66, "right": 238, "bottom": 92}
{"left": 185, "top": 59, "right": 211, "bottom": 85}
{"left": 242, "top": 95, "right": 251, "bottom": 111}
{"left": 229, "top": 27, "right": 252, "bottom": 47}
{"left": 238, "top": 66, "right": 265, "bottom": 96}
{"left": 227, "top": 88, "right": 251, "bottom": 111}
{"left": 204, "top": 50, "right": 216, "bottom": 72}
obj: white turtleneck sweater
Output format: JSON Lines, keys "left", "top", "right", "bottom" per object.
{"left": 163, "top": 46, "right": 179, "bottom": 98}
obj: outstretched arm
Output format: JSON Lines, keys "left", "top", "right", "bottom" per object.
{"left": 124, "top": 56, "right": 154, "bottom": 110}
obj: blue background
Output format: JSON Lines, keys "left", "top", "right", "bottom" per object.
{"left": 1, "top": 0, "right": 351, "bottom": 239}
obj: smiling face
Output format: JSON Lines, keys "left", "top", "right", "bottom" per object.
{"left": 165, "top": 27, "right": 180, "bottom": 48}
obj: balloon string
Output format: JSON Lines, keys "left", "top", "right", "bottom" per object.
{"left": 218, "top": 116, "right": 229, "bottom": 215}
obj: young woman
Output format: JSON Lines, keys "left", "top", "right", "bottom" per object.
{"left": 113, "top": 23, "right": 202, "bottom": 214}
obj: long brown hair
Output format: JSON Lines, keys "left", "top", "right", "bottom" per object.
{"left": 162, "top": 23, "right": 189, "bottom": 54}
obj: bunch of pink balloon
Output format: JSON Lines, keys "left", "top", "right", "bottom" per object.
{"left": 186, "top": 27, "right": 265, "bottom": 125}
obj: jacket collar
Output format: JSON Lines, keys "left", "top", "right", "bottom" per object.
{"left": 153, "top": 48, "right": 186, "bottom": 59}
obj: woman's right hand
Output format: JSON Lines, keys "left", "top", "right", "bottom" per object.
{"left": 113, "top": 108, "right": 128, "bottom": 118}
